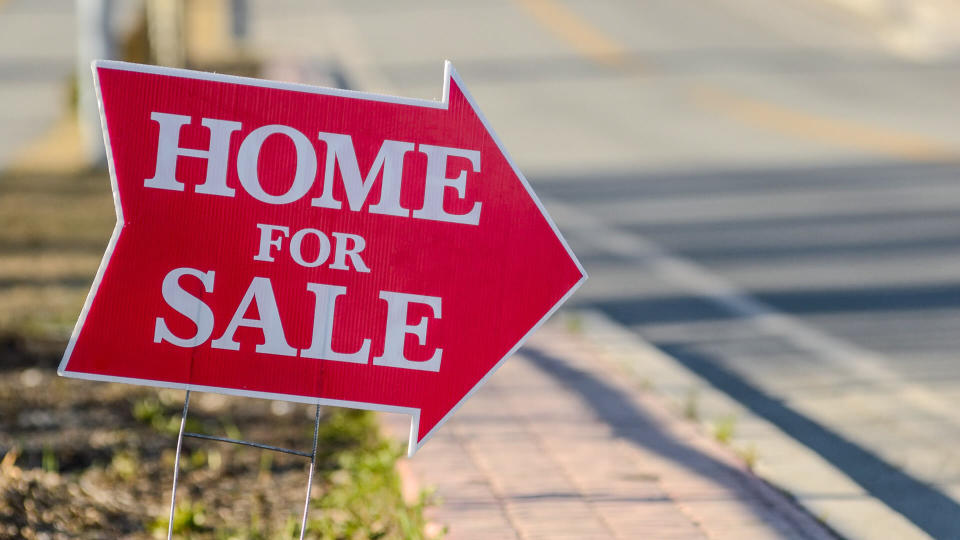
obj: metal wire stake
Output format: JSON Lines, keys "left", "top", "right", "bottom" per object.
{"left": 165, "top": 392, "right": 319, "bottom": 539}
{"left": 168, "top": 389, "right": 191, "bottom": 540}
{"left": 299, "top": 403, "right": 322, "bottom": 540}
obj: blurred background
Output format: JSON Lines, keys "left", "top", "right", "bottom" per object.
{"left": 2, "top": 0, "right": 960, "bottom": 538}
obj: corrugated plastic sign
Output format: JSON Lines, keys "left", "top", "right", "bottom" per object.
{"left": 58, "top": 60, "right": 585, "bottom": 455}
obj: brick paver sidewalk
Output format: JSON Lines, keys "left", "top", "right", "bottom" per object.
{"left": 384, "top": 322, "right": 834, "bottom": 539}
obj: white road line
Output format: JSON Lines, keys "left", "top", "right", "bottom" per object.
{"left": 549, "top": 199, "right": 960, "bottom": 424}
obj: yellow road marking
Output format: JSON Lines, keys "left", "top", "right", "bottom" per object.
{"left": 514, "top": 0, "right": 626, "bottom": 66}
{"left": 515, "top": 0, "right": 957, "bottom": 161}
{"left": 693, "top": 86, "right": 958, "bottom": 161}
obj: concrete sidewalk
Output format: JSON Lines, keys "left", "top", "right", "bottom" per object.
{"left": 382, "top": 320, "right": 834, "bottom": 539}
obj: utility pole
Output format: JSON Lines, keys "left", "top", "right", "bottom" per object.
{"left": 146, "top": 0, "right": 185, "bottom": 68}
{"left": 75, "top": 0, "right": 113, "bottom": 167}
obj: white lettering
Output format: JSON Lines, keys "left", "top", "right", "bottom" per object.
{"left": 301, "top": 283, "right": 371, "bottom": 363}
{"left": 330, "top": 232, "right": 370, "bottom": 273}
{"left": 312, "top": 133, "right": 415, "bottom": 217}
{"left": 143, "top": 115, "right": 484, "bottom": 227}
{"left": 154, "top": 267, "right": 216, "bottom": 347}
{"left": 211, "top": 276, "right": 296, "bottom": 356}
{"left": 373, "top": 291, "right": 442, "bottom": 372}
{"left": 413, "top": 144, "right": 482, "bottom": 225}
{"left": 145, "top": 112, "right": 241, "bottom": 195}
{"left": 254, "top": 223, "right": 289, "bottom": 262}
{"left": 237, "top": 125, "right": 317, "bottom": 204}
{"left": 290, "top": 228, "right": 332, "bottom": 268}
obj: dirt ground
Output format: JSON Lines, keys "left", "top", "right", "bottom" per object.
{"left": 1, "top": 336, "right": 326, "bottom": 538}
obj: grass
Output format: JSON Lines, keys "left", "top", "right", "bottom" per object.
{"left": 307, "top": 410, "right": 436, "bottom": 540}
{"left": 41, "top": 444, "right": 58, "bottom": 474}
{"left": 150, "top": 500, "right": 211, "bottom": 537}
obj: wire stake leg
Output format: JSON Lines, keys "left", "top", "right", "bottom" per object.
{"left": 167, "top": 389, "right": 191, "bottom": 540}
{"left": 299, "top": 403, "right": 322, "bottom": 540}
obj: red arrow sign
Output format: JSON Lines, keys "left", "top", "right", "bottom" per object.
{"left": 58, "top": 60, "right": 585, "bottom": 455}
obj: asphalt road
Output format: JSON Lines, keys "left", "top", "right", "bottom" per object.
{"left": 284, "top": 0, "right": 960, "bottom": 536}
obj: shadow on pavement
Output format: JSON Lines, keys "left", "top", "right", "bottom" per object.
{"left": 659, "top": 342, "right": 960, "bottom": 539}
{"left": 531, "top": 159, "right": 960, "bottom": 537}
{"left": 521, "top": 346, "right": 828, "bottom": 535}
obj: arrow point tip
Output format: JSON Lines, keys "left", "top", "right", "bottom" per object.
{"left": 443, "top": 59, "right": 459, "bottom": 79}
{"left": 442, "top": 60, "right": 461, "bottom": 105}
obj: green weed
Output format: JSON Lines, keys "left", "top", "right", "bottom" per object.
{"left": 150, "top": 500, "right": 210, "bottom": 536}
{"left": 108, "top": 449, "right": 139, "bottom": 481}
{"left": 131, "top": 395, "right": 206, "bottom": 435}
{"left": 41, "top": 444, "right": 58, "bottom": 473}
{"left": 713, "top": 414, "right": 737, "bottom": 444}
